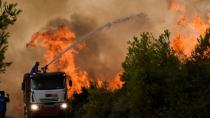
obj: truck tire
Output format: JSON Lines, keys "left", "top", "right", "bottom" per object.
{"left": 24, "top": 106, "right": 27, "bottom": 118}
{"left": 61, "top": 111, "right": 69, "bottom": 118}
{"left": 26, "top": 108, "right": 31, "bottom": 118}
{"left": 25, "top": 106, "right": 34, "bottom": 118}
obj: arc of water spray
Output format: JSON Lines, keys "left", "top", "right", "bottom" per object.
{"left": 43, "top": 13, "right": 144, "bottom": 68}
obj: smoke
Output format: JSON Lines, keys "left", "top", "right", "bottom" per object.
{"left": 0, "top": 0, "right": 209, "bottom": 117}
{"left": 43, "top": 13, "right": 149, "bottom": 81}
{"left": 72, "top": 13, "right": 149, "bottom": 80}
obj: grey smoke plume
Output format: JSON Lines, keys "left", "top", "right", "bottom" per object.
{"left": 33, "top": 12, "right": 149, "bottom": 81}
{"left": 45, "top": 13, "right": 146, "bottom": 67}
{"left": 0, "top": 0, "right": 209, "bottom": 118}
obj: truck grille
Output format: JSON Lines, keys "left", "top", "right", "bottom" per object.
{"left": 40, "top": 98, "right": 58, "bottom": 103}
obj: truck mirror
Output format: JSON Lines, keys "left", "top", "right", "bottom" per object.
{"left": 69, "top": 80, "right": 72, "bottom": 87}
{"left": 21, "top": 82, "right": 25, "bottom": 91}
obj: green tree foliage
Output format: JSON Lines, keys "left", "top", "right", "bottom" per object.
{"left": 83, "top": 86, "right": 114, "bottom": 118}
{"left": 122, "top": 30, "right": 181, "bottom": 118}
{"left": 71, "top": 88, "right": 89, "bottom": 118}
{"left": 77, "top": 29, "right": 210, "bottom": 118}
{"left": 170, "top": 29, "right": 210, "bottom": 118}
{"left": 0, "top": 0, "right": 21, "bottom": 73}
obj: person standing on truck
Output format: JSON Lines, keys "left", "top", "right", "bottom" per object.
{"left": 30, "top": 61, "right": 40, "bottom": 74}
{"left": 0, "top": 91, "right": 10, "bottom": 118}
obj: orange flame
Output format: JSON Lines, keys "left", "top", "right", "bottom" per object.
{"left": 27, "top": 25, "right": 124, "bottom": 97}
{"left": 96, "top": 79, "right": 104, "bottom": 88}
{"left": 27, "top": 26, "right": 90, "bottom": 97}
{"left": 96, "top": 72, "right": 124, "bottom": 92}
{"left": 169, "top": 0, "right": 210, "bottom": 58}
{"left": 107, "top": 72, "right": 124, "bottom": 91}
{"left": 172, "top": 14, "right": 210, "bottom": 58}
{"left": 208, "top": 13, "right": 210, "bottom": 25}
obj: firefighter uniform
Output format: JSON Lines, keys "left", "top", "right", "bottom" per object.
{"left": 0, "top": 93, "right": 10, "bottom": 118}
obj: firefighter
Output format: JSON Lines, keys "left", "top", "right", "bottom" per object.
{"left": 30, "top": 61, "right": 40, "bottom": 74}
{"left": 0, "top": 91, "right": 10, "bottom": 118}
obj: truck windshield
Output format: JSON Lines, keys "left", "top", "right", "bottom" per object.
{"left": 31, "top": 77, "right": 65, "bottom": 90}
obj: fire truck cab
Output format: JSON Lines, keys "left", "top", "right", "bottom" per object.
{"left": 22, "top": 72, "right": 72, "bottom": 118}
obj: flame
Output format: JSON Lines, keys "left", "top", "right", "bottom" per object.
{"left": 26, "top": 0, "right": 210, "bottom": 96}
{"left": 107, "top": 72, "right": 124, "bottom": 91}
{"left": 169, "top": 0, "right": 210, "bottom": 58}
{"left": 173, "top": 14, "right": 210, "bottom": 57}
{"left": 96, "top": 72, "right": 124, "bottom": 91}
{"left": 208, "top": 13, "right": 210, "bottom": 25}
{"left": 27, "top": 25, "right": 124, "bottom": 97}
{"left": 96, "top": 79, "right": 104, "bottom": 88}
{"left": 27, "top": 26, "right": 90, "bottom": 97}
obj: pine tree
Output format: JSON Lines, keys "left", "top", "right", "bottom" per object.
{"left": 0, "top": 0, "right": 21, "bottom": 73}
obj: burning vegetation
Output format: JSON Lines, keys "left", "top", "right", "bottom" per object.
{"left": 26, "top": 0, "right": 209, "bottom": 98}
{"left": 169, "top": 0, "right": 210, "bottom": 58}
{"left": 23, "top": 0, "right": 210, "bottom": 117}
{"left": 1, "top": 0, "right": 209, "bottom": 117}
{"left": 27, "top": 26, "right": 90, "bottom": 97}
{"left": 26, "top": 25, "right": 124, "bottom": 97}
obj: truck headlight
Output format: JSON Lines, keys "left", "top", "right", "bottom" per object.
{"left": 61, "top": 103, "right": 68, "bottom": 109}
{"left": 31, "top": 104, "right": 39, "bottom": 111}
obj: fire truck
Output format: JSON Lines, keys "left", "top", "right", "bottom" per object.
{"left": 22, "top": 72, "right": 72, "bottom": 118}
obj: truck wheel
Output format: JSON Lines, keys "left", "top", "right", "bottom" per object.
{"left": 25, "top": 107, "right": 34, "bottom": 118}
{"left": 26, "top": 109, "right": 30, "bottom": 118}
{"left": 27, "top": 112, "right": 34, "bottom": 118}
{"left": 24, "top": 106, "right": 31, "bottom": 118}
{"left": 62, "top": 111, "right": 69, "bottom": 118}
{"left": 24, "top": 106, "right": 27, "bottom": 118}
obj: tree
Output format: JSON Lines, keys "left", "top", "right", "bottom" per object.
{"left": 121, "top": 29, "right": 210, "bottom": 118}
{"left": 79, "top": 29, "right": 210, "bottom": 118}
{"left": 121, "top": 30, "right": 180, "bottom": 118}
{"left": 0, "top": 0, "right": 21, "bottom": 73}
{"left": 82, "top": 85, "right": 114, "bottom": 118}
{"left": 172, "top": 29, "right": 210, "bottom": 118}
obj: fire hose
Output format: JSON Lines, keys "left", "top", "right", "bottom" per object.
{"left": 41, "top": 13, "right": 144, "bottom": 70}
